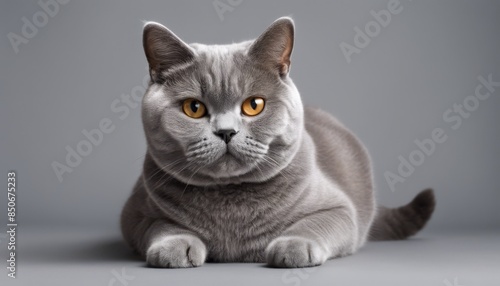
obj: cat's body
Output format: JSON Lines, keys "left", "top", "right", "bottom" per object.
{"left": 121, "top": 17, "right": 435, "bottom": 268}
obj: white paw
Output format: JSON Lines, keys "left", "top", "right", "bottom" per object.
{"left": 265, "top": 236, "right": 328, "bottom": 268}
{"left": 146, "top": 234, "right": 207, "bottom": 268}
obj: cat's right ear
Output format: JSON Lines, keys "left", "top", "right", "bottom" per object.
{"left": 143, "top": 22, "right": 195, "bottom": 83}
{"left": 249, "top": 17, "right": 294, "bottom": 77}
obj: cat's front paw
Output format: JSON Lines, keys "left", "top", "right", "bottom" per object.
{"left": 265, "top": 236, "right": 328, "bottom": 268}
{"left": 146, "top": 234, "right": 207, "bottom": 268}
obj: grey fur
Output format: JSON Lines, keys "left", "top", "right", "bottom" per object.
{"left": 121, "top": 17, "right": 435, "bottom": 268}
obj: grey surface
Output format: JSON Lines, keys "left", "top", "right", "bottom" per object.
{"left": 0, "top": 228, "right": 499, "bottom": 285}
{"left": 1, "top": 0, "right": 499, "bottom": 284}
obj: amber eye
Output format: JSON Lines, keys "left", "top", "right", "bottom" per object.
{"left": 182, "top": 99, "right": 206, "bottom": 118}
{"left": 242, "top": 97, "right": 265, "bottom": 116}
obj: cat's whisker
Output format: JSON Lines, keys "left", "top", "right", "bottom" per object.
{"left": 151, "top": 160, "right": 195, "bottom": 191}
{"left": 180, "top": 163, "right": 208, "bottom": 199}
{"left": 266, "top": 149, "right": 286, "bottom": 160}
{"left": 145, "top": 157, "right": 185, "bottom": 183}
{"left": 260, "top": 156, "right": 291, "bottom": 181}
{"left": 261, "top": 150, "right": 293, "bottom": 177}
{"left": 253, "top": 162, "right": 266, "bottom": 181}
{"left": 133, "top": 154, "right": 147, "bottom": 163}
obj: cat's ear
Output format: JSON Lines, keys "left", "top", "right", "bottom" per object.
{"left": 143, "top": 22, "right": 195, "bottom": 82}
{"left": 248, "top": 17, "right": 294, "bottom": 77}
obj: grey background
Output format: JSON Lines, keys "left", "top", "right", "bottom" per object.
{"left": 0, "top": 0, "right": 499, "bottom": 285}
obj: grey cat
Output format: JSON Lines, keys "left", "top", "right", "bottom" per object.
{"left": 121, "top": 17, "right": 435, "bottom": 268}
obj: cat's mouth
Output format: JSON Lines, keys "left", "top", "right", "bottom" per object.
{"left": 184, "top": 137, "right": 271, "bottom": 180}
{"left": 224, "top": 147, "right": 240, "bottom": 158}
{"left": 217, "top": 148, "right": 245, "bottom": 165}
{"left": 195, "top": 147, "right": 260, "bottom": 179}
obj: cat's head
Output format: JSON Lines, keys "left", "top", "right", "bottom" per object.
{"left": 141, "top": 17, "right": 304, "bottom": 185}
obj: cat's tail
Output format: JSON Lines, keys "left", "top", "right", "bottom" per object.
{"left": 369, "top": 189, "right": 436, "bottom": 241}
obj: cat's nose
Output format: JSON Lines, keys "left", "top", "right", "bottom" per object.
{"left": 214, "top": 129, "right": 238, "bottom": 144}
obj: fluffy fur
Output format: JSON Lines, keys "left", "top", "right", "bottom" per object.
{"left": 121, "top": 17, "right": 435, "bottom": 268}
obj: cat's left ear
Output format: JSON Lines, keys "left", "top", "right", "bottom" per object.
{"left": 143, "top": 21, "right": 195, "bottom": 82}
{"left": 249, "top": 17, "right": 294, "bottom": 77}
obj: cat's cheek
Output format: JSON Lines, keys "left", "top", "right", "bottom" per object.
{"left": 161, "top": 112, "right": 207, "bottom": 144}
{"left": 251, "top": 110, "right": 291, "bottom": 142}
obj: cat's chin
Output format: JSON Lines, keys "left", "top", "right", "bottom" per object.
{"left": 200, "top": 152, "right": 254, "bottom": 179}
